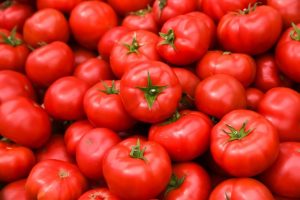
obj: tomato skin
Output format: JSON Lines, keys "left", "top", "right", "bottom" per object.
{"left": 210, "top": 109, "right": 279, "bottom": 177}
{"left": 78, "top": 188, "right": 120, "bottom": 200}
{"left": 149, "top": 110, "right": 212, "bottom": 161}
{"left": 102, "top": 137, "right": 172, "bottom": 200}
{"left": 194, "top": 74, "right": 247, "bottom": 119}
{"left": 258, "top": 87, "right": 300, "bottom": 142}
{"left": 209, "top": 178, "right": 275, "bottom": 200}
{"left": 44, "top": 76, "right": 89, "bottom": 121}
{"left": 84, "top": 80, "right": 136, "bottom": 131}
{"left": 217, "top": 5, "right": 282, "bottom": 55}
{"left": 107, "top": 0, "right": 153, "bottom": 16}
{"left": 120, "top": 61, "right": 182, "bottom": 123}
{"left": 23, "top": 8, "right": 69, "bottom": 48}
{"left": 69, "top": 1, "right": 118, "bottom": 50}
{"left": 0, "top": 179, "right": 29, "bottom": 200}
{"left": 246, "top": 87, "right": 264, "bottom": 111}
{"left": 0, "top": 97, "right": 51, "bottom": 148}
{"left": 37, "top": 0, "right": 83, "bottom": 13}
{"left": 25, "top": 160, "right": 87, "bottom": 200}
{"left": 76, "top": 128, "right": 121, "bottom": 180}
{"left": 0, "top": 141, "right": 35, "bottom": 182}
{"left": 25, "top": 41, "right": 74, "bottom": 88}
{"left": 73, "top": 46, "right": 97, "bottom": 67}
{"left": 196, "top": 50, "right": 256, "bottom": 87}
{"left": 260, "top": 142, "right": 300, "bottom": 198}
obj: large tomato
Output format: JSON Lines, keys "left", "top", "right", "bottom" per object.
{"left": 210, "top": 109, "right": 279, "bottom": 177}
{"left": 107, "top": 0, "right": 153, "bottom": 16}
{"left": 102, "top": 137, "right": 172, "bottom": 200}
{"left": 37, "top": 0, "right": 83, "bottom": 13}
{"left": 78, "top": 188, "right": 120, "bottom": 200}
{"left": 0, "top": 179, "right": 29, "bottom": 200}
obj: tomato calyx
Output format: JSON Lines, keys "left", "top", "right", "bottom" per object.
{"left": 159, "top": 29, "right": 176, "bottom": 49}
{"left": 58, "top": 169, "right": 70, "bottom": 179}
{"left": 161, "top": 110, "right": 181, "bottom": 125}
{"left": 100, "top": 81, "right": 119, "bottom": 95}
{"left": 0, "top": 27, "right": 22, "bottom": 47}
{"left": 290, "top": 22, "right": 300, "bottom": 41}
{"left": 0, "top": 0, "right": 13, "bottom": 9}
{"left": 131, "top": 5, "right": 152, "bottom": 16}
{"left": 129, "top": 139, "right": 147, "bottom": 161}
{"left": 223, "top": 121, "right": 253, "bottom": 142}
{"left": 137, "top": 71, "right": 167, "bottom": 109}
{"left": 164, "top": 173, "right": 185, "bottom": 196}
{"left": 159, "top": 0, "right": 167, "bottom": 11}
{"left": 238, "top": 3, "right": 259, "bottom": 15}
{"left": 123, "top": 33, "right": 140, "bottom": 54}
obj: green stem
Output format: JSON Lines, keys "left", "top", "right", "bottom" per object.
{"left": 123, "top": 33, "right": 140, "bottom": 54}
{"left": 238, "top": 3, "right": 259, "bottom": 15}
{"left": 159, "top": 0, "right": 167, "bottom": 11}
{"left": 130, "top": 5, "right": 152, "bottom": 16}
{"left": 161, "top": 110, "right": 181, "bottom": 125}
{"left": 129, "top": 139, "right": 146, "bottom": 161}
{"left": 223, "top": 121, "right": 253, "bottom": 142}
{"left": 159, "top": 29, "right": 176, "bottom": 49}
{"left": 100, "top": 81, "right": 119, "bottom": 94}
{"left": 0, "top": 27, "right": 22, "bottom": 47}
{"left": 164, "top": 174, "right": 185, "bottom": 197}
{"left": 290, "top": 22, "right": 300, "bottom": 41}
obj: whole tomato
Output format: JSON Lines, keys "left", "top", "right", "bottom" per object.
{"left": 102, "top": 137, "right": 172, "bottom": 200}
{"left": 44, "top": 76, "right": 89, "bottom": 121}
{"left": 209, "top": 178, "right": 275, "bottom": 200}
{"left": 217, "top": 4, "right": 282, "bottom": 55}
{"left": 120, "top": 60, "right": 182, "bottom": 123}
{"left": 0, "top": 140, "right": 35, "bottom": 182}
{"left": 246, "top": 87, "right": 264, "bottom": 111}
{"left": 25, "top": 41, "right": 74, "bottom": 88}
{"left": 107, "top": 0, "right": 153, "bottom": 16}
{"left": 196, "top": 50, "right": 256, "bottom": 87}
{"left": 37, "top": 0, "right": 83, "bottom": 13}
{"left": 25, "top": 159, "right": 87, "bottom": 200}
{"left": 69, "top": 1, "right": 118, "bottom": 50}
{"left": 0, "top": 96, "right": 51, "bottom": 148}
{"left": 76, "top": 128, "right": 121, "bottom": 180}
{"left": 210, "top": 109, "right": 279, "bottom": 177}
{"left": 258, "top": 87, "right": 300, "bottom": 142}
{"left": 78, "top": 188, "right": 120, "bottom": 200}
{"left": 72, "top": 45, "right": 97, "bottom": 67}
{"left": 23, "top": 8, "right": 69, "bottom": 48}
{"left": 260, "top": 142, "right": 300, "bottom": 199}
{"left": 149, "top": 110, "right": 212, "bottom": 161}
{"left": 83, "top": 80, "right": 136, "bottom": 131}
{"left": 194, "top": 74, "right": 247, "bottom": 119}
{"left": 0, "top": 179, "right": 29, "bottom": 200}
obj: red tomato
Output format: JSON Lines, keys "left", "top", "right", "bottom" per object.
{"left": 120, "top": 60, "right": 182, "bottom": 123}
{"left": 258, "top": 87, "right": 300, "bottom": 142}
{"left": 260, "top": 142, "right": 300, "bottom": 199}
{"left": 0, "top": 70, "right": 36, "bottom": 104}
{"left": 194, "top": 74, "right": 247, "bottom": 119}
{"left": 25, "top": 160, "right": 87, "bottom": 200}
{"left": 0, "top": 179, "right": 29, "bottom": 200}
{"left": 37, "top": 0, "right": 83, "bottom": 13}
{"left": 217, "top": 4, "right": 282, "bottom": 55}
{"left": 209, "top": 178, "right": 275, "bottom": 200}
{"left": 72, "top": 45, "right": 97, "bottom": 67}
{"left": 0, "top": 97, "right": 51, "bottom": 148}
{"left": 196, "top": 50, "right": 256, "bottom": 87}
{"left": 246, "top": 87, "right": 264, "bottom": 111}
{"left": 73, "top": 57, "right": 115, "bottom": 86}
{"left": 110, "top": 30, "right": 160, "bottom": 78}
{"left": 69, "top": 1, "right": 118, "bottom": 50}
{"left": 44, "top": 76, "right": 89, "bottom": 120}
{"left": 210, "top": 109, "right": 279, "bottom": 177}
{"left": 23, "top": 8, "right": 69, "bottom": 48}
{"left": 76, "top": 128, "right": 121, "bottom": 180}
{"left": 164, "top": 162, "right": 211, "bottom": 200}
{"left": 102, "top": 137, "right": 172, "bottom": 200}
{"left": 149, "top": 110, "right": 212, "bottom": 161}
{"left": 0, "top": 140, "right": 35, "bottom": 182}
{"left": 84, "top": 80, "right": 136, "bottom": 131}
{"left": 78, "top": 188, "right": 120, "bottom": 200}
{"left": 25, "top": 41, "right": 74, "bottom": 88}
{"left": 107, "top": 0, "right": 152, "bottom": 16}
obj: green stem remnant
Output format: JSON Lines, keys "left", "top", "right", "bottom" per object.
{"left": 100, "top": 81, "right": 119, "bottom": 95}
{"left": 164, "top": 174, "right": 185, "bottom": 196}
{"left": 238, "top": 3, "right": 259, "bottom": 15}
{"left": 123, "top": 33, "right": 140, "bottom": 54}
{"left": 159, "top": 29, "right": 176, "bottom": 49}
{"left": 0, "top": 27, "right": 22, "bottom": 47}
{"left": 129, "top": 139, "right": 146, "bottom": 161}
{"left": 290, "top": 22, "right": 300, "bottom": 41}
{"left": 223, "top": 121, "right": 253, "bottom": 142}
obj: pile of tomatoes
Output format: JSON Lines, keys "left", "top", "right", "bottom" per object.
{"left": 0, "top": 0, "right": 300, "bottom": 199}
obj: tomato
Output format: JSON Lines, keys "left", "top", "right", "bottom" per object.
{"left": 44, "top": 76, "right": 89, "bottom": 120}
{"left": 149, "top": 110, "right": 212, "bottom": 161}
{"left": 209, "top": 178, "right": 274, "bottom": 200}
{"left": 260, "top": 142, "right": 300, "bottom": 199}
{"left": 72, "top": 46, "right": 97, "bottom": 67}
{"left": 258, "top": 87, "right": 300, "bottom": 142}
{"left": 157, "top": 14, "right": 211, "bottom": 66}
{"left": 110, "top": 30, "right": 160, "bottom": 78}
{"left": 196, "top": 50, "right": 256, "bottom": 87}
{"left": 152, "top": 0, "right": 197, "bottom": 25}
{"left": 0, "top": 140, "right": 35, "bottom": 182}
{"left": 83, "top": 80, "right": 136, "bottom": 131}
{"left": 120, "top": 60, "right": 182, "bottom": 123}
{"left": 37, "top": 0, "right": 83, "bottom": 13}
{"left": 25, "top": 41, "right": 74, "bottom": 88}
{"left": 102, "top": 137, "right": 172, "bottom": 200}
{"left": 210, "top": 109, "right": 279, "bottom": 177}
{"left": 164, "top": 162, "right": 211, "bottom": 200}
{"left": 25, "top": 159, "right": 87, "bottom": 200}
{"left": 0, "top": 179, "right": 29, "bottom": 200}
{"left": 246, "top": 87, "right": 264, "bottom": 111}
{"left": 76, "top": 128, "right": 121, "bottom": 180}
{"left": 217, "top": 4, "right": 282, "bottom": 55}
{"left": 107, "top": 0, "right": 153, "bottom": 16}
{"left": 23, "top": 8, "right": 69, "bottom": 48}
{"left": 0, "top": 70, "right": 36, "bottom": 104}
{"left": 73, "top": 57, "right": 115, "bottom": 86}
{"left": 0, "top": 28, "right": 29, "bottom": 71}
{"left": 275, "top": 23, "right": 300, "bottom": 83}
{"left": 78, "top": 188, "right": 120, "bottom": 200}
{"left": 194, "top": 74, "right": 247, "bottom": 119}
{"left": 0, "top": 0, "right": 33, "bottom": 32}
{"left": 0, "top": 96, "right": 51, "bottom": 148}
{"left": 69, "top": 1, "right": 118, "bottom": 50}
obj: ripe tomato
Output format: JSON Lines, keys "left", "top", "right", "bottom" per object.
{"left": 37, "top": 0, "right": 83, "bottom": 13}
{"left": 107, "top": 0, "right": 153, "bottom": 16}
{"left": 72, "top": 45, "right": 97, "bottom": 67}
{"left": 25, "top": 160, "right": 87, "bottom": 200}
{"left": 246, "top": 87, "right": 264, "bottom": 111}
{"left": 210, "top": 109, "right": 279, "bottom": 177}
{"left": 120, "top": 61, "right": 182, "bottom": 123}
{"left": 78, "top": 188, "right": 120, "bottom": 200}
{"left": 0, "top": 179, "right": 29, "bottom": 200}
{"left": 102, "top": 137, "right": 172, "bottom": 200}
{"left": 0, "top": 96, "right": 51, "bottom": 148}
